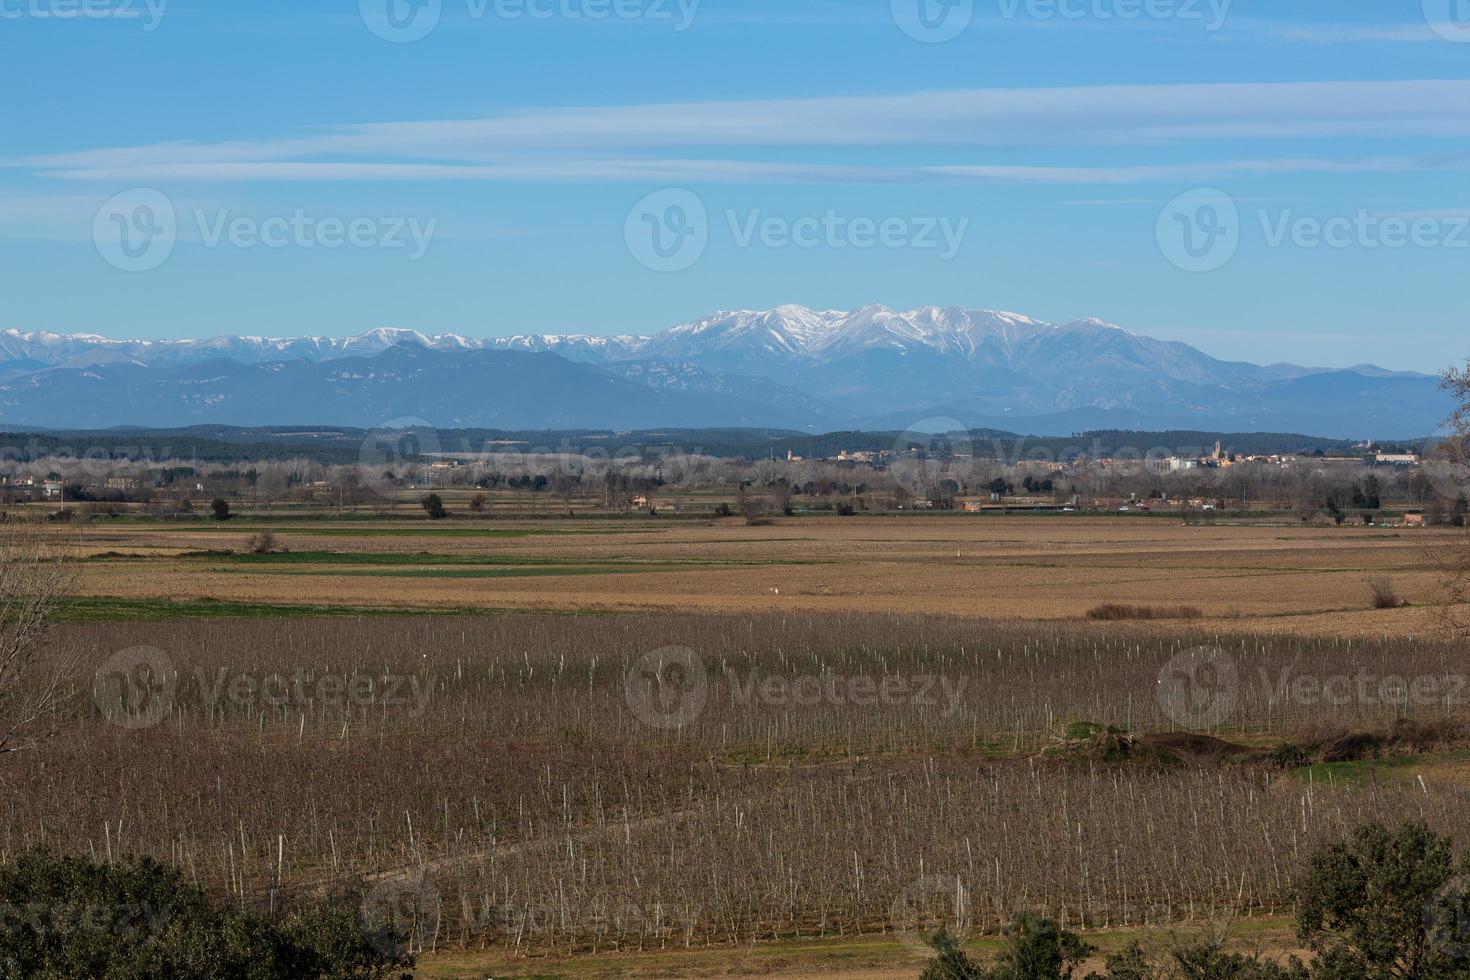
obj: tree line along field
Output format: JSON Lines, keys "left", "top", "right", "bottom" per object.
{"left": 45, "top": 515, "right": 1470, "bottom": 638}
{"left": 11, "top": 605, "right": 1470, "bottom": 977}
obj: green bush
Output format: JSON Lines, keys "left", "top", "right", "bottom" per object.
{"left": 0, "top": 851, "right": 413, "bottom": 979}
{"left": 920, "top": 922, "right": 1309, "bottom": 979}
{"left": 920, "top": 915, "right": 1092, "bottom": 980}
{"left": 920, "top": 928, "right": 984, "bottom": 980}
{"left": 1298, "top": 821, "right": 1470, "bottom": 979}
{"left": 990, "top": 913, "right": 1092, "bottom": 979}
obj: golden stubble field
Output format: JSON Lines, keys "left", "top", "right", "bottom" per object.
{"left": 58, "top": 515, "right": 1466, "bottom": 637}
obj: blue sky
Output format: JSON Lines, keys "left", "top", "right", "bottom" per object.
{"left": 2, "top": 0, "right": 1469, "bottom": 372}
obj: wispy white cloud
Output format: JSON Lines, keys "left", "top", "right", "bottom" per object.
{"left": 1372, "top": 208, "right": 1470, "bottom": 220}
{"left": 31, "top": 160, "right": 905, "bottom": 183}
{"left": 11, "top": 80, "right": 1470, "bottom": 185}
{"left": 928, "top": 156, "right": 1430, "bottom": 184}
{"left": 28, "top": 156, "right": 1462, "bottom": 186}
{"left": 1243, "top": 21, "right": 1446, "bottom": 44}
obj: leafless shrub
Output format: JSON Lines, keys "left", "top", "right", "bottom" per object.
{"left": 246, "top": 531, "right": 284, "bottom": 555}
{"left": 1086, "top": 603, "right": 1204, "bottom": 621}
{"left": 1366, "top": 576, "right": 1404, "bottom": 610}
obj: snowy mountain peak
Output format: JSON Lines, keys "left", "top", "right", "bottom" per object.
{"left": 1065, "top": 317, "right": 1129, "bottom": 333}
{"left": 0, "top": 306, "right": 1444, "bottom": 438}
{"left": 0, "top": 308, "right": 1155, "bottom": 372}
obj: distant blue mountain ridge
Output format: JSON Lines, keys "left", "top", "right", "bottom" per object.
{"left": 0, "top": 306, "right": 1452, "bottom": 438}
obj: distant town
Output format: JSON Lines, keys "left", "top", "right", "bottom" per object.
{"left": 0, "top": 427, "right": 1457, "bottom": 527}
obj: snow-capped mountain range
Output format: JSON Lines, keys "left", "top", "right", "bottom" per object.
{"left": 0, "top": 306, "right": 1450, "bottom": 437}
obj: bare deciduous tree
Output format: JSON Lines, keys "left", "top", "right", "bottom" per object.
{"left": 551, "top": 470, "right": 580, "bottom": 516}
{"left": 0, "top": 523, "right": 76, "bottom": 757}
{"left": 1439, "top": 361, "right": 1470, "bottom": 631}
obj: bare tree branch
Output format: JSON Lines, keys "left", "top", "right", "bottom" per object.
{"left": 0, "top": 521, "right": 78, "bottom": 758}
{"left": 1438, "top": 362, "right": 1470, "bottom": 636}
